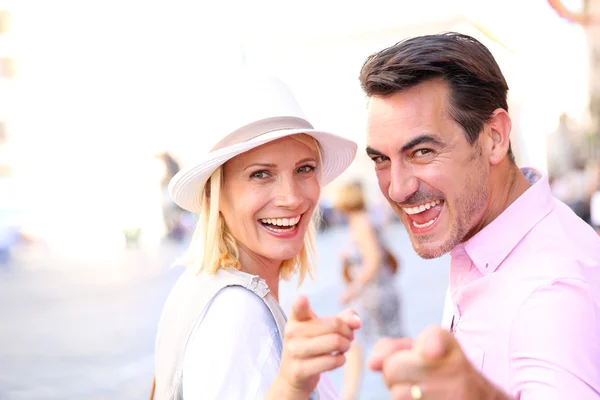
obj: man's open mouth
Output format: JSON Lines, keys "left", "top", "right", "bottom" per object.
{"left": 402, "top": 199, "right": 444, "bottom": 228}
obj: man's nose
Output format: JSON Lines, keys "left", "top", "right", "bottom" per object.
{"left": 388, "top": 164, "right": 419, "bottom": 204}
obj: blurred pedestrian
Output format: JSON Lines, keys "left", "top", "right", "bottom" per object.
{"left": 333, "top": 180, "right": 403, "bottom": 400}
{"left": 155, "top": 152, "right": 189, "bottom": 241}
{"left": 590, "top": 161, "right": 600, "bottom": 235}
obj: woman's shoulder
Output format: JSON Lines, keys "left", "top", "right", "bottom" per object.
{"left": 183, "top": 287, "right": 282, "bottom": 399}
{"left": 176, "top": 267, "right": 268, "bottom": 295}
{"left": 211, "top": 285, "right": 267, "bottom": 308}
{"left": 204, "top": 285, "right": 276, "bottom": 327}
{"left": 186, "top": 286, "right": 279, "bottom": 361}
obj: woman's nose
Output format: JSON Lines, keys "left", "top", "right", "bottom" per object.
{"left": 273, "top": 176, "right": 304, "bottom": 209}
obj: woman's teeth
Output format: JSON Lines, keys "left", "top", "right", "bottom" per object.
{"left": 260, "top": 216, "right": 301, "bottom": 232}
{"left": 402, "top": 199, "right": 441, "bottom": 215}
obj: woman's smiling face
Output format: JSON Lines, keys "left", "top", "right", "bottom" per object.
{"left": 219, "top": 135, "right": 321, "bottom": 263}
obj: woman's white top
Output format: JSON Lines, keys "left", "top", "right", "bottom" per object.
{"left": 182, "top": 286, "right": 339, "bottom": 399}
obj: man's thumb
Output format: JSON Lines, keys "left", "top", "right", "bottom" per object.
{"left": 289, "top": 295, "right": 314, "bottom": 322}
{"left": 414, "top": 325, "right": 455, "bottom": 361}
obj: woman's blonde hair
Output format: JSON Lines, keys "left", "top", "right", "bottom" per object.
{"left": 178, "top": 134, "right": 322, "bottom": 286}
{"left": 334, "top": 181, "right": 366, "bottom": 214}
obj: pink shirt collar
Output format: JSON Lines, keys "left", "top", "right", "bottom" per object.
{"left": 451, "top": 167, "right": 556, "bottom": 275}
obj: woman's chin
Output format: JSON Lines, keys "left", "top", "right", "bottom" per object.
{"left": 259, "top": 245, "right": 303, "bottom": 263}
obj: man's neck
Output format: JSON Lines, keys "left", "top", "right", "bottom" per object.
{"left": 467, "top": 163, "right": 531, "bottom": 240}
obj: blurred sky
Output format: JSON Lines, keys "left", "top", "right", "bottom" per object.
{"left": 0, "top": 0, "right": 592, "bottom": 247}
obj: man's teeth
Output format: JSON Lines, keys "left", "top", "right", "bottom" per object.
{"left": 413, "top": 217, "right": 438, "bottom": 228}
{"left": 260, "top": 216, "right": 301, "bottom": 227}
{"left": 403, "top": 200, "right": 441, "bottom": 215}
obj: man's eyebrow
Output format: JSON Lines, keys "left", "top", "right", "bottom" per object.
{"left": 366, "top": 146, "right": 385, "bottom": 157}
{"left": 400, "top": 135, "right": 443, "bottom": 153}
{"left": 365, "top": 134, "right": 443, "bottom": 157}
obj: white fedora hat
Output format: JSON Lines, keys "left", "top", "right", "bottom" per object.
{"left": 169, "top": 71, "right": 358, "bottom": 214}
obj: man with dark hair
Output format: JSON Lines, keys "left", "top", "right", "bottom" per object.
{"left": 361, "top": 32, "right": 600, "bottom": 399}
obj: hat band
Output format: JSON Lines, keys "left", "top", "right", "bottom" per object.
{"left": 211, "top": 116, "right": 314, "bottom": 151}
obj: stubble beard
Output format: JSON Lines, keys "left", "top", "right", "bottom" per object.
{"left": 402, "top": 171, "right": 489, "bottom": 260}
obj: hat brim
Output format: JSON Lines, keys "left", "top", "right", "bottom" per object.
{"left": 169, "top": 129, "right": 357, "bottom": 213}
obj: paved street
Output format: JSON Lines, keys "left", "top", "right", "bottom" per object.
{"left": 0, "top": 223, "right": 449, "bottom": 400}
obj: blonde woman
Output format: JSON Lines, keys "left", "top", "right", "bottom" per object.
{"left": 334, "top": 181, "right": 403, "bottom": 400}
{"left": 152, "top": 72, "right": 359, "bottom": 400}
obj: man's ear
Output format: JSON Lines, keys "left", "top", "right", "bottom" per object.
{"left": 485, "top": 108, "right": 512, "bottom": 165}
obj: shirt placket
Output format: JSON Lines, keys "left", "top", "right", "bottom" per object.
{"left": 449, "top": 247, "right": 472, "bottom": 334}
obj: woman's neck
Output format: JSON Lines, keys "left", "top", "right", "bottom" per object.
{"left": 237, "top": 247, "right": 281, "bottom": 302}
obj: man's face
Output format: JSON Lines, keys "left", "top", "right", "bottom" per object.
{"left": 366, "top": 79, "right": 489, "bottom": 258}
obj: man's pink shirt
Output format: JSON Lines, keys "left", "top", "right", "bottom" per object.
{"left": 443, "top": 168, "right": 600, "bottom": 399}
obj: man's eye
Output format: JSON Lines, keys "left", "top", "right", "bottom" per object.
{"left": 371, "top": 156, "right": 389, "bottom": 164}
{"left": 414, "top": 149, "right": 433, "bottom": 157}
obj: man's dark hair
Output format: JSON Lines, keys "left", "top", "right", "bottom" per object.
{"left": 359, "top": 32, "right": 514, "bottom": 161}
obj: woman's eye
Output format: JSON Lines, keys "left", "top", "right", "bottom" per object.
{"left": 297, "top": 165, "right": 316, "bottom": 174}
{"left": 250, "top": 170, "right": 269, "bottom": 179}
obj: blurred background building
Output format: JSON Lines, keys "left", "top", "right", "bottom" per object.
{"left": 1, "top": 0, "right": 597, "bottom": 246}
